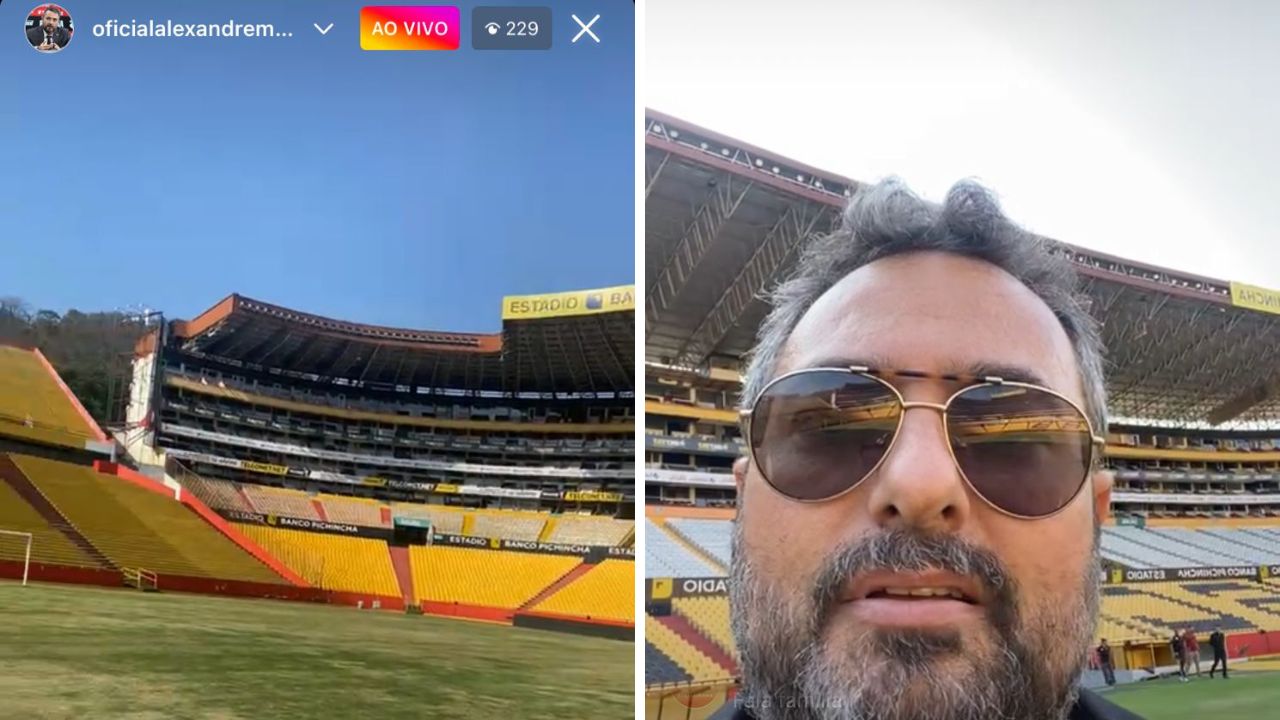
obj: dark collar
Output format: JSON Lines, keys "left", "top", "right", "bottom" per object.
{"left": 724, "top": 688, "right": 1145, "bottom": 720}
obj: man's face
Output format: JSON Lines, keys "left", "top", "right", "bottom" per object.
{"left": 731, "top": 252, "right": 1111, "bottom": 720}
{"left": 42, "top": 10, "right": 60, "bottom": 32}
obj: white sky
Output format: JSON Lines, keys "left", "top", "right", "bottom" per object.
{"left": 647, "top": 0, "right": 1280, "bottom": 289}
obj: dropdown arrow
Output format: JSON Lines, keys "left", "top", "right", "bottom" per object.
{"left": 314, "top": 22, "right": 334, "bottom": 35}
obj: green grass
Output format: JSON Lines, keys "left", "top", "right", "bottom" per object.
{"left": 0, "top": 581, "right": 632, "bottom": 720}
{"left": 1103, "top": 669, "right": 1280, "bottom": 718}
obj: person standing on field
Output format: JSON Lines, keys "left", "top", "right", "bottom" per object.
{"left": 1170, "top": 631, "right": 1187, "bottom": 682}
{"left": 1208, "top": 627, "right": 1229, "bottom": 679}
{"left": 1182, "top": 629, "right": 1200, "bottom": 677}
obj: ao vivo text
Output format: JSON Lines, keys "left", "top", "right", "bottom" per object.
{"left": 369, "top": 20, "right": 449, "bottom": 36}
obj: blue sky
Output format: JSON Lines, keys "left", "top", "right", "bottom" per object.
{"left": 0, "top": 1, "right": 634, "bottom": 332}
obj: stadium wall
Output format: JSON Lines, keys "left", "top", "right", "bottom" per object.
{"left": 0, "top": 559, "right": 123, "bottom": 588}
{"left": 1227, "top": 629, "right": 1280, "bottom": 660}
{"left": 0, "top": 437, "right": 102, "bottom": 467}
{"left": 514, "top": 610, "right": 633, "bottom": 640}
{"left": 417, "top": 600, "right": 517, "bottom": 624}
{"left": 415, "top": 601, "right": 635, "bottom": 634}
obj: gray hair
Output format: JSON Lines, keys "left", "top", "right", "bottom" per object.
{"left": 740, "top": 178, "right": 1108, "bottom": 436}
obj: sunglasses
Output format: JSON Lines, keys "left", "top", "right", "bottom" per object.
{"left": 740, "top": 366, "right": 1105, "bottom": 519}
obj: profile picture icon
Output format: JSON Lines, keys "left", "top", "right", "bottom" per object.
{"left": 26, "top": 4, "right": 74, "bottom": 53}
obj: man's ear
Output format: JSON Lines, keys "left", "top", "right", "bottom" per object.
{"left": 733, "top": 456, "right": 749, "bottom": 495}
{"left": 1092, "top": 468, "right": 1113, "bottom": 523}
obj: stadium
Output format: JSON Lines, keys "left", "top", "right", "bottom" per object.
{"left": 0, "top": 285, "right": 635, "bottom": 717}
{"left": 642, "top": 110, "right": 1280, "bottom": 719}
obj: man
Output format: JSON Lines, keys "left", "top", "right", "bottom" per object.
{"left": 1182, "top": 628, "right": 1201, "bottom": 677}
{"left": 1208, "top": 627, "right": 1228, "bottom": 678}
{"left": 1097, "top": 639, "right": 1116, "bottom": 687}
{"left": 728, "top": 179, "right": 1141, "bottom": 719}
{"left": 26, "top": 5, "right": 71, "bottom": 53}
{"left": 1170, "top": 630, "right": 1187, "bottom": 682}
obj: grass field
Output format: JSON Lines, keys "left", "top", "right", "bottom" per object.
{"left": 0, "top": 581, "right": 632, "bottom": 720}
{"left": 1104, "top": 667, "right": 1280, "bottom": 718}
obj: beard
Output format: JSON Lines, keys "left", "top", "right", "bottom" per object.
{"left": 729, "top": 523, "right": 1100, "bottom": 720}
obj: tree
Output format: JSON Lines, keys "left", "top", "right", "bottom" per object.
{"left": 0, "top": 299, "right": 148, "bottom": 426}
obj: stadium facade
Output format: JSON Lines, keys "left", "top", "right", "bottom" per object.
{"left": 643, "top": 109, "right": 1280, "bottom": 717}
{"left": 125, "top": 289, "right": 635, "bottom": 513}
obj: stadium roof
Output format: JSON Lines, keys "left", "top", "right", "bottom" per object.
{"left": 645, "top": 110, "right": 1280, "bottom": 427}
{"left": 143, "top": 288, "right": 634, "bottom": 396}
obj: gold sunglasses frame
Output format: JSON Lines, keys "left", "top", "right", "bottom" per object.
{"left": 739, "top": 366, "right": 1107, "bottom": 519}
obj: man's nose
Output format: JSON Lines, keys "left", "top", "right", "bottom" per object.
{"left": 864, "top": 402, "right": 972, "bottom": 533}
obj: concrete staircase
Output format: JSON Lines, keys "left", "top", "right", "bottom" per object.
{"left": 659, "top": 613, "right": 737, "bottom": 675}
{"left": 0, "top": 455, "right": 116, "bottom": 570}
{"left": 387, "top": 545, "right": 415, "bottom": 606}
{"left": 658, "top": 519, "right": 727, "bottom": 575}
{"left": 520, "top": 561, "right": 593, "bottom": 611}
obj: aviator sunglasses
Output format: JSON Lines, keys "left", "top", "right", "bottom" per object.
{"left": 740, "top": 366, "right": 1105, "bottom": 519}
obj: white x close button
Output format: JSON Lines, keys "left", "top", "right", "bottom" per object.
{"left": 571, "top": 13, "right": 600, "bottom": 43}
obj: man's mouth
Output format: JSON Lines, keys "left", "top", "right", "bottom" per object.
{"left": 839, "top": 570, "right": 985, "bottom": 628}
{"left": 865, "top": 586, "right": 975, "bottom": 602}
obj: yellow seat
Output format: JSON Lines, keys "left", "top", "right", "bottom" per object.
{"left": 12, "top": 454, "right": 283, "bottom": 584}
{"left": 242, "top": 486, "right": 320, "bottom": 519}
{"left": 0, "top": 346, "right": 97, "bottom": 448}
{"left": 533, "top": 559, "right": 634, "bottom": 622}
{"left": 673, "top": 596, "right": 736, "bottom": 660}
{"left": 647, "top": 614, "right": 727, "bottom": 682}
{"left": 233, "top": 523, "right": 399, "bottom": 596}
{"left": 317, "top": 494, "right": 387, "bottom": 527}
{"left": 469, "top": 512, "right": 548, "bottom": 541}
{"left": 545, "top": 516, "right": 633, "bottom": 545}
{"left": 0, "top": 476, "right": 99, "bottom": 568}
{"left": 410, "top": 545, "right": 578, "bottom": 609}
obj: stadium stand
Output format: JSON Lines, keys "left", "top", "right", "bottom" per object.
{"left": 469, "top": 512, "right": 547, "bottom": 542}
{"left": 391, "top": 502, "right": 464, "bottom": 534}
{"left": 646, "top": 643, "right": 691, "bottom": 685}
{"left": 645, "top": 519, "right": 720, "bottom": 578}
{"left": 241, "top": 486, "right": 321, "bottom": 521}
{"left": 130, "top": 293, "right": 634, "bottom": 520}
{"left": 646, "top": 615, "right": 729, "bottom": 682}
{"left": 409, "top": 545, "right": 580, "bottom": 609}
{"left": 234, "top": 523, "right": 400, "bottom": 597}
{"left": 545, "top": 515, "right": 633, "bottom": 546}
{"left": 673, "top": 596, "right": 736, "bottom": 660}
{"left": 11, "top": 454, "right": 284, "bottom": 584}
{"left": 666, "top": 519, "right": 732, "bottom": 567}
{"left": 181, "top": 472, "right": 254, "bottom": 514}
{"left": 318, "top": 494, "right": 386, "bottom": 528}
{"left": 92, "top": 291, "right": 637, "bottom": 633}
{"left": 0, "top": 345, "right": 100, "bottom": 449}
{"left": 531, "top": 558, "right": 635, "bottom": 622}
{"left": 0, "top": 472, "right": 99, "bottom": 568}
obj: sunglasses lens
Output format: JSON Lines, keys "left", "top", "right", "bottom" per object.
{"left": 947, "top": 384, "right": 1092, "bottom": 517}
{"left": 750, "top": 371, "right": 901, "bottom": 501}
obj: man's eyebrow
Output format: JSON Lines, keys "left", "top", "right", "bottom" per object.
{"left": 798, "top": 356, "right": 888, "bottom": 372}
{"left": 794, "top": 356, "right": 1050, "bottom": 387}
{"left": 957, "top": 361, "right": 1050, "bottom": 387}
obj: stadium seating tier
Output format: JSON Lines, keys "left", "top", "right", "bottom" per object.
{"left": 532, "top": 558, "right": 635, "bottom": 622}
{"left": 11, "top": 454, "right": 284, "bottom": 584}
{"left": 234, "top": 523, "right": 400, "bottom": 597}
{"left": 410, "top": 545, "right": 580, "bottom": 609}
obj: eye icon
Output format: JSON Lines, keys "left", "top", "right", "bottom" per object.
{"left": 485, "top": 22, "right": 500, "bottom": 35}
